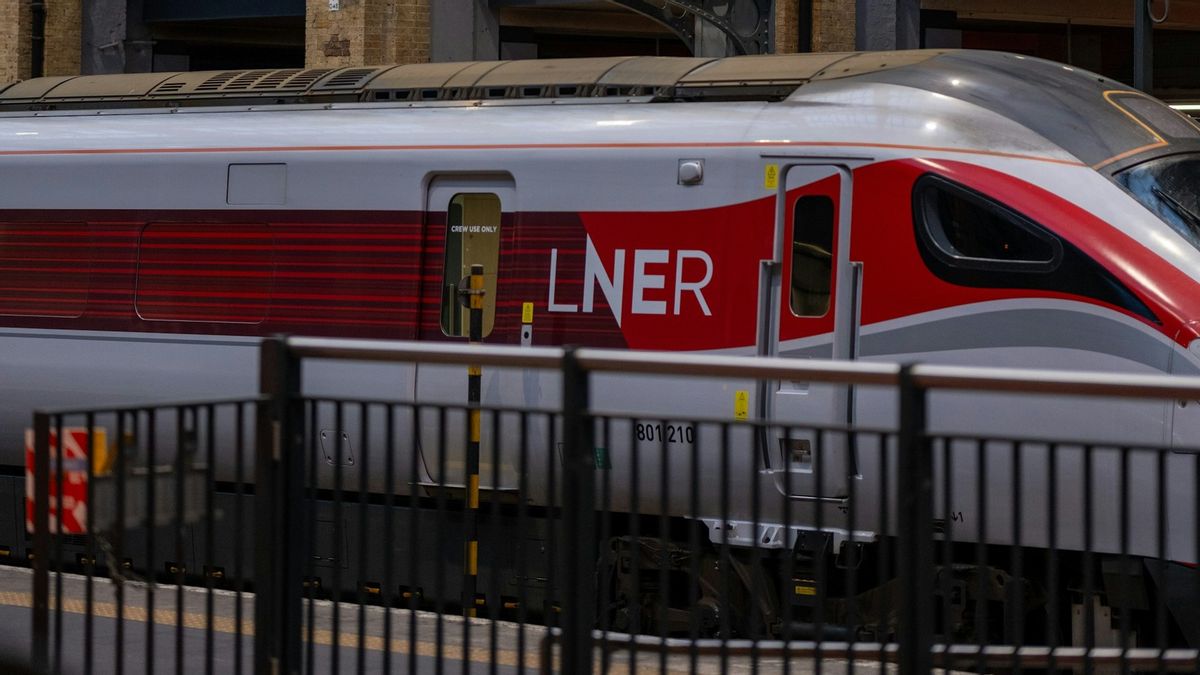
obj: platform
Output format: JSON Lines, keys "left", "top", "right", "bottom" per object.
{"left": 0, "top": 566, "right": 898, "bottom": 673}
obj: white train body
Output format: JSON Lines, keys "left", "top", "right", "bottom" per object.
{"left": 0, "top": 50, "right": 1199, "bottom": 565}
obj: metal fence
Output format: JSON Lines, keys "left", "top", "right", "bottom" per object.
{"left": 26, "top": 337, "right": 1200, "bottom": 674}
{"left": 28, "top": 399, "right": 259, "bottom": 675}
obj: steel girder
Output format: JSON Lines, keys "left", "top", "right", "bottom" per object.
{"left": 602, "top": 0, "right": 773, "bottom": 55}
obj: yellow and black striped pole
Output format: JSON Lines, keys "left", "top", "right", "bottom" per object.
{"left": 464, "top": 263, "right": 484, "bottom": 618}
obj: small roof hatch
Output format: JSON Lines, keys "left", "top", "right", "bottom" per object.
{"left": 810, "top": 50, "right": 945, "bottom": 81}
{"left": 674, "top": 53, "right": 854, "bottom": 100}
{"left": 0, "top": 76, "right": 85, "bottom": 103}
{"left": 597, "top": 57, "right": 714, "bottom": 96}
{"left": 363, "top": 62, "right": 497, "bottom": 101}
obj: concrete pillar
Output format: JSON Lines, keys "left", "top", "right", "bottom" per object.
{"left": 430, "top": 0, "right": 498, "bottom": 62}
{"left": 82, "top": 0, "right": 152, "bottom": 75}
{"left": 856, "top": 0, "right": 890, "bottom": 51}
{"left": 0, "top": 0, "right": 33, "bottom": 83}
{"left": 896, "top": 0, "right": 920, "bottom": 49}
{"left": 82, "top": 0, "right": 122, "bottom": 74}
{"left": 813, "top": 0, "right": 855, "bottom": 52}
{"left": 44, "top": 0, "right": 82, "bottom": 76}
{"left": 856, "top": 0, "right": 919, "bottom": 51}
{"left": 307, "top": 0, "right": 431, "bottom": 68}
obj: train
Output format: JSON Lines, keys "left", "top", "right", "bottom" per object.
{"left": 1, "top": 48, "right": 1200, "bottom": 645}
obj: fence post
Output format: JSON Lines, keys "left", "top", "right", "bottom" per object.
{"left": 560, "top": 348, "right": 595, "bottom": 675}
{"left": 897, "top": 365, "right": 933, "bottom": 675}
{"left": 31, "top": 411, "right": 50, "bottom": 673}
{"left": 256, "top": 336, "right": 304, "bottom": 675}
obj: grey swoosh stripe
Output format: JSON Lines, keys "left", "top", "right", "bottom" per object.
{"left": 782, "top": 308, "right": 1191, "bottom": 374}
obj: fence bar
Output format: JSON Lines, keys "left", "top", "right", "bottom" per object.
{"left": 145, "top": 410, "right": 157, "bottom": 675}
{"left": 255, "top": 336, "right": 304, "bottom": 674}
{"left": 560, "top": 348, "right": 596, "bottom": 675}
{"left": 85, "top": 414, "right": 96, "bottom": 675}
{"left": 51, "top": 414, "right": 63, "bottom": 674}
{"left": 234, "top": 405, "right": 248, "bottom": 675}
{"left": 115, "top": 412, "right": 128, "bottom": 675}
{"left": 897, "top": 365, "right": 933, "bottom": 675}
{"left": 31, "top": 411, "right": 50, "bottom": 673}
{"left": 285, "top": 338, "right": 1200, "bottom": 403}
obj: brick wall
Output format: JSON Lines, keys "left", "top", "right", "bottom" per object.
{"left": 812, "top": 0, "right": 856, "bottom": 52}
{"left": 44, "top": 0, "right": 82, "bottom": 76}
{"left": 0, "top": 0, "right": 32, "bottom": 83}
{"left": 392, "top": 0, "right": 429, "bottom": 64}
{"left": 307, "top": 0, "right": 430, "bottom": 68}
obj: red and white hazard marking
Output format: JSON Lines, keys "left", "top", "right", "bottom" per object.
{"left": 24, "top": 428, "right": 99, "bottom": 535}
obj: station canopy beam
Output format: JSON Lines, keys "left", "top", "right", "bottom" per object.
{"left": 612, "top": 0, "right": 771, "bottom": 54}
{"left": 491, "top": 0, "right": 772, "bottom": 55}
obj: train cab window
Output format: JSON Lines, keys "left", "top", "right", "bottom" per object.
{"left": 790, "top": 196, "right": 835, "bottom": 317}
{"left": 0, "top": 222, "right": 89, "bottom": 318}
{"left": 915, "top": 175, "right": 1060, "bottom": 272}
{"left": 914, "top": 174, "right": 1158, "bottom": 324}
{"left": 135, "top": 223, "right": 273, "bottom": 323}
{"left": 440, "top": 193, "right": 501, "bottom": 337}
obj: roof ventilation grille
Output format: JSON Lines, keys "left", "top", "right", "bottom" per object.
{"left": 194, "top": 71, "right": 242, "bottom": 92}
{"left": 224, "top": 70, "right": 275, "bottom": 91}
{"left": 286, "top": 68, "right": 336, "bottom": 89}
{"left": 154, "top": 82, "right": 185, "bottom": 94}
{"left": 322, "top": 68, "right": 381, "bottom": 90}
{"left": 252, "top": 69, "right": 303, "bottom": 90}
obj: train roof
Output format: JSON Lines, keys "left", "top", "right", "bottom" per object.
{"left": 839, "top": 50, "right": 1200, "bottom": 169}
{"left": 0, "top": 49, "right": 1197, "bottom": 169}
{"left": 0, "top": 52, "right": 941, "bottom": 110}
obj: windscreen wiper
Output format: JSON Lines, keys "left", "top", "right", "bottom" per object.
{"left": 1153, "top": 186, "right": 1200, "bottom": 240}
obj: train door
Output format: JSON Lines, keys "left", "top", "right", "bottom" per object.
{"left": 415, "top": 175, "right": 520, "bottom": 493}
{"left": 762, "top": 162, "right": 859, "bottom": 501}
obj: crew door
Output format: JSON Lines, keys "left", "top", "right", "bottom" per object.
{"left": 761, "top": 162, "right": 860, "bottom": 501}
{"left": 415, "top": 176, "right": 520, "bottom": 492}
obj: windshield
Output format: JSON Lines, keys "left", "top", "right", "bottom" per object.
{"left": 1119, "top": 154, "right": 1200, "bottom": 251}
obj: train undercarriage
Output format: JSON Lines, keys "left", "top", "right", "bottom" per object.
{"left": 597, "top": 526, "right": 1200, "bottom": 650}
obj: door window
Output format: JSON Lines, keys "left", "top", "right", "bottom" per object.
{"left": 440, "top": 193, "right": 501, "bottom": 337}
{"left": 790, "top": 195, "right": 835, "bottom": 317}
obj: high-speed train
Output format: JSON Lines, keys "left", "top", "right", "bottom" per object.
{"left": 2, "top": 49, "right": 1200, "bottom": 643}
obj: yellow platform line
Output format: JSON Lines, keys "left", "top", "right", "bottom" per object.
{"left": 0, "top": 589, "right": 570, "bottom": 671}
